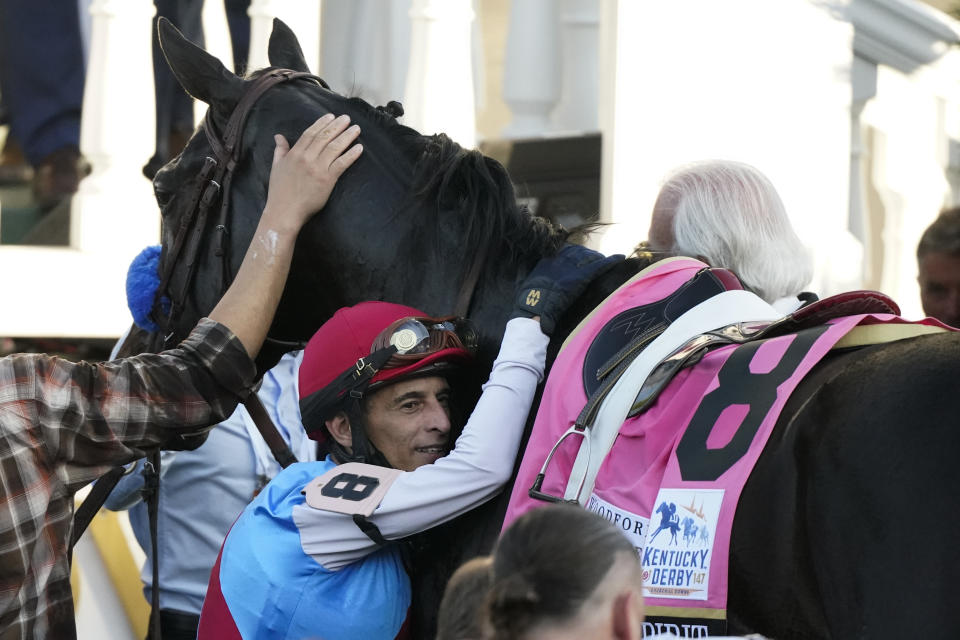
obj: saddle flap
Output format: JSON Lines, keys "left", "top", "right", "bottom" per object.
{"left": 581, "top": 267, "right": 743, "bottom": 398}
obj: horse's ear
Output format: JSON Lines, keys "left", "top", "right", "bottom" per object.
{"left": 158, "top": 17, "right": 243, "bottom": 108}
{"left": 268, "top": 18, "right": 311, "bottom": 73}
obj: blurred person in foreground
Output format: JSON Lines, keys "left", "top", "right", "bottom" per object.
{"left": 0, "top": 114, "right": 361, "bottom": 639}
{"left": 486, "top": 505, "right": 766, "bottom": 640}
{"left": 917, "top": 207, "right": 960, "bottom": 327}
{"left": 436, "top": 556, "right": 493, "bottom": 640}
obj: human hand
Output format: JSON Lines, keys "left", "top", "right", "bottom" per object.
{"left": 262, "top": 113, "right": 363, "bottom": 234}
{"left": 512, "top": 244, "right": 624, "bottom": 335}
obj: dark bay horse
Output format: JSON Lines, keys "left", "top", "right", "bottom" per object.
{"left": 146, "top": 19, "right": 960, "bottom": 639}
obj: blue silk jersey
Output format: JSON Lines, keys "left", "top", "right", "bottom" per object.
{"left": 200, "top": 460, "right": 410, "bottom": 640}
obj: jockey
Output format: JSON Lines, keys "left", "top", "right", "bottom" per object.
{"left": 196, "top": 245, "right": 621, "bottom": 640}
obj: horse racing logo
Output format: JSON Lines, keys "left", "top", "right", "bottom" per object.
{"left": 641, "top": 488, "right": 723, "bottom": 600}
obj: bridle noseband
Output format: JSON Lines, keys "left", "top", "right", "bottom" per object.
{"left": 149, "top": 69, "right": 329, "bottom": 350}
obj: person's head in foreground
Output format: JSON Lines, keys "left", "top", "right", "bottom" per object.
{"left": 917, "top": 207, "right": 960, "bottom": 327}
{"left": 643, "top": 159, "right": 812, "bottom": 309}
{"left": 298, "top": 301, "right": 476, "bottom": 470}
{"left": 437, "top": 556, "right": 494, "bottom": 640}
{"left": 487, "top": 504, "right": 644, "bottom": 640}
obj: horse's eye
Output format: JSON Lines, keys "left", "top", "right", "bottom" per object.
{"left": 154, "top": 182, "right": 173, "bottom": 208}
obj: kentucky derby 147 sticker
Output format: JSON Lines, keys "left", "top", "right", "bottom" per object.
{"left": 586, "top": 493, "right": 650, "bottom": 555}
{"left": 641, "top": 488, "right": 723, "bottom": 601}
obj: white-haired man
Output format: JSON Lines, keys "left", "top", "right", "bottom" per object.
{"left": 643, "top": 160, "right": 813, "bottom": 312}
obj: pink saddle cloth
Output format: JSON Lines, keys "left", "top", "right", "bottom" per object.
{"left": 503, "top": 258, "right": 949, "bottom": 632}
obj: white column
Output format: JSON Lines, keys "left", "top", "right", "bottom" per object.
{"left": 501, "top": 0, "right": 560, "bottom": 138}
{"left": 861, "top": 65, "right": 952, "bottom": 318}
{"left": 848, "top": 0, "right": 960, "bottom": 316}
{"left": 404, "top": 0, "right": 476, "bottom": 147}
{"left": 849, "top": 55, "right": 877, "bottom": 288}
{"left": 73, "top": 0, "right": 158, "bottom": 254}
{"left": 387, "top": 0, "right": 413, "bottom": 101}
{"left": 318, "top": 0, "right": 352, "bottom": 91}
{"left": 201, "top": 0, "right": 234, "bottom": 71}
{"left": 319, "top": 0, "right": 412, "bottom": 105}
{"left": 248, "top": 0, "right": 321, "bottom": 73}
{"left": 552, "top": 0, "right": 599, "bottom": 133}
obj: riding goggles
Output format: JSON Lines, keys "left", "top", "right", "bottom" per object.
{"left": 371, "top": 315, "right": 478, "bottom": 369}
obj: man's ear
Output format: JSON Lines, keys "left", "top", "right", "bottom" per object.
{"left": 325, "top": 412, "right": 353, "bottom": 451}
{"left": 612, "top": 589, "right": 644, "bottom": 640}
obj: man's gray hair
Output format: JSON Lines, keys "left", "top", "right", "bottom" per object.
{"left": 917, "top": 207, "right": 960, "bottom": 260}
{"left": 659, "top": 160, "right": 813, "bottom": 303}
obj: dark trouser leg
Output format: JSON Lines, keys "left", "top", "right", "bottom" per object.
{"left": 0, "top": 0, "right": 83, "bottom": 166}
{"left": 145, "top": 609, "right": 201, "bottom": 640}
{"left": 224, "top": 0, "right": 251, "bottom": 75}
{"left": 147, "top": 0, "right": 204, "bottom": 178}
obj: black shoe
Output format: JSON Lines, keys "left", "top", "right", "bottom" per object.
{"left": 32, "top": 146, "right": 90, "bottom": 209}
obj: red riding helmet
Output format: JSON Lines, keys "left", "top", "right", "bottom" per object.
{"left": 298, "top": 301, "right": 476, "bottom": 441}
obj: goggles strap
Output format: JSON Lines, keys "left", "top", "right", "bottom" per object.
{"left": 300, "top": 345, "right": 397, "bottom": 436}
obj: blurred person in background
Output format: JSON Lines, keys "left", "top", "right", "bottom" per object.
{"left": 144, "top": 0, "right": 251, "bottom": 179}
{"left": 0, "top": 0, "right": 88, "bottom": 207}
{"left": 436, "top": 556, "right": 493, "bottom": 640}
{"left": 105, "top": 340, "right": 314, "bottom": 640}
{"left": 917, "top": 207, "right": 960, "bottom": 328}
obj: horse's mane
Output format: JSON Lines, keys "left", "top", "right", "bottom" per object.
{"left": 250, "top": 67, "right": 566, "bottom": 263}
{"left": 411, "top": 133, "right": 567, "bottom": 265}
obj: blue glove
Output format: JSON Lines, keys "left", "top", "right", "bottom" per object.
{"left": 512, "top": 244, "right": 624, "bottom": 335}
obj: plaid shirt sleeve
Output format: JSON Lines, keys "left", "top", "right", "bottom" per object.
{"left": 0, "top": 318, "right": 257, "bottom": 638}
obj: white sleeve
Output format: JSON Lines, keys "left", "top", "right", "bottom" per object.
{"left": 293, "top": 317, "right": 548, "bottom": 569}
